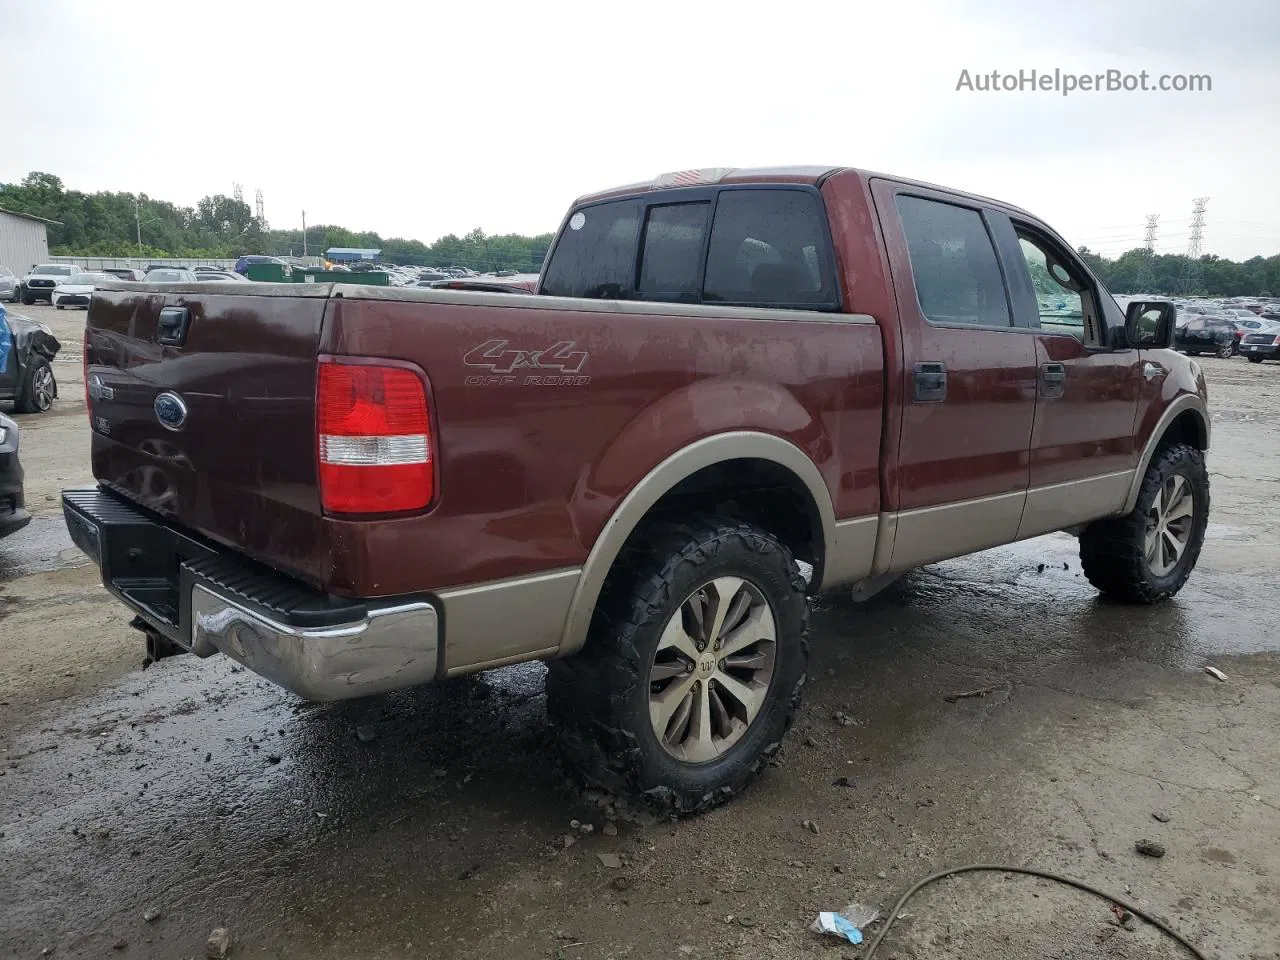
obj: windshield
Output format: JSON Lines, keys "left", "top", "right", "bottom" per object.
{"left": 34, "top": 264, "right": 74, "bottom": 276}
{"left": 67, "top": 273, "right": 104, "bottom": 285}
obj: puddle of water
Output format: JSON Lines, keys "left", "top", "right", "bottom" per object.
{"left": 0, "top": 514, "right": 85, "bottom": 582}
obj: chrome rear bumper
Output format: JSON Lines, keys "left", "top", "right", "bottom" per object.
{"left": 62, "top": 486, "right": 439, "bottom": 701}
{"left": 190, "top": 584, "right": 438, "bottom": 700}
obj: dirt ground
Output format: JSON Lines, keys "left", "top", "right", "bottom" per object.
{"left": 2, "top": 302, "right": 1278, "bottom": 959}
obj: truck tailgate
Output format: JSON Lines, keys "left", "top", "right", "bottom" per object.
{"left": 85, "top": 284, "right": 331, "bottom": 585}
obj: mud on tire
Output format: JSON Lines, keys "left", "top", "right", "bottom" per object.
{"left": 546, "top": 516, "right": 809, "bottom": 816}
{"left": 1079, "top": 442, "right": 1208, "bottom": 603}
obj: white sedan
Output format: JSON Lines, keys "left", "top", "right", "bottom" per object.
{"left": 51, "top": 272, "right": 112, "bottom": 309}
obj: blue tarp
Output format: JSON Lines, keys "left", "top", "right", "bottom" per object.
{"left": 0, "top": 303, "right": 11, "bottom": 375}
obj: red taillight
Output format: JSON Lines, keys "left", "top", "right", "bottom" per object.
{"left": 1273, "top": 335, "right": 1280, "bottom": 346}
{"left": 317, "top": 358, "right": 434, "bottom": 515}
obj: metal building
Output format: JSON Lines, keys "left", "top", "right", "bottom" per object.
{"left": 324, "top": 247, "right": 381, "bottom": 263}
{"left": 0, "top": 207, "right": 58, "bottom": 275}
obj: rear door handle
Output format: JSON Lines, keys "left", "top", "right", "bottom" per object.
{"left": 156, "top": 306, "right": 191, "bottom": 347}
{"left": 1039, "top": 362, "right": 1066, "bottom": 399}
{"left": 913, "top": 362, "right": 947, "bottom": 402}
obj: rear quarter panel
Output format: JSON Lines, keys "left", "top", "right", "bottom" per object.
{"left": 322, "top": 296, "right": 884, "bottom": 596}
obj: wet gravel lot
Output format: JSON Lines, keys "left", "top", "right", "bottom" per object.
{"left": 3, "top": 305, "right": 1279, "bottom": 959}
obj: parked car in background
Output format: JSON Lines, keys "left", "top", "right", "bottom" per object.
{"left": 193, "top": 271, "right": 250, "bottom": 282}
{"left": 101, "top": 268, "right": 147, "bottom": 282}
{"left": 0, "top": 306, "right": 60, "bottom": 413}
{"left": 429, "top": 273, "right": 539, "bottom": 293}
{"left": 1240, "top": 321, "right": 1280, "bottom": 363}
{"left": 1174, "top": 314, "right": 1237, "bottom": 357}
{"left": 0, "top": 411, "right": 31, "bottom": 540}
{"left": 18, "top": 263, "right": 78, "bottom": 304}
{"left": 0, "top": 265, "right": 19, "bottom": 302}
{"left": 142, "top": 267, "right": 199, "bottom": 283}
{"left": 52, "top": 272, "right": 112, "bottom": 309}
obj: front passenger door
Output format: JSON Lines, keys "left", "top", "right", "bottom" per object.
{"left": 996, "top": 219, "right": 1141, "bottom": 539}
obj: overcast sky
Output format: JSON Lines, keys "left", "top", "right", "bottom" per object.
{"left": 2, "top": 0, "right": 1276, "bottom": 260}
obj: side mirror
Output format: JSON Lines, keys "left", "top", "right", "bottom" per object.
{"left": 1124, "top": 300, "right": 1176, "bottom": 349}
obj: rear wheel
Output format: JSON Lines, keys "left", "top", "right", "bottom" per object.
{"left": 1217, "top": 341, "right": 1235, "bottom": 359}
{"left": 1079, "top": 442, "right": 1208, "bottom": 603}
{"left": 1248, "top": 355, "right": 1264, "bottom": 364}
{"left": 546, "top": 516, "right": 809, "bottom": 815}
{"left": 14, "top": 357, "right": 55, "bottom": 414}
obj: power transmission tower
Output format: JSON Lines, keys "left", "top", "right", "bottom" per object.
{"left": 1179, "top": 198, "right": 1209, "bottom": 295}
{"left": 232, "top": 182, "right": 244, "bottom": 204}
{"left": 1134, "top": 213, "right": 1159, "bottom": 292}
{"left": 255, "top": 189, "right": 266, "bottom": 228}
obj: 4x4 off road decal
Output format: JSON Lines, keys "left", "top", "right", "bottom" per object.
{"left": 463, "top": 339, "right": 590, "bottom": 386}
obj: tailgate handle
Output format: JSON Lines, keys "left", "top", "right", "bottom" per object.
{"left": 157, "top": 306, "right": 191, "bottom": 346}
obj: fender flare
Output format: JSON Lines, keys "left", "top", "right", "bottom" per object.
{"left": 1120, "top": 395, "right": 1210, "bottom": 515}
{"left": 557, "top": 431, "right": 836, "bottom": 657}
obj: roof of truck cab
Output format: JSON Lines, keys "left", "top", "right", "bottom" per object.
{"left": 571, "top": 165, "right": 1039, "bottom": 222}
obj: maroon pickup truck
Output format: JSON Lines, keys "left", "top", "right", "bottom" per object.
{"left": 64, "top": 166, "right": 1209, "bottom": 813}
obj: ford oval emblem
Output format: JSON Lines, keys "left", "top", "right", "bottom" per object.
{"left": 154, "top": 391, "right": 188, "bottom": 431}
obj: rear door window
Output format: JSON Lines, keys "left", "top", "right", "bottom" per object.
{"left": 703, "top": 190, "right": 836, "bottom": 307}
{"left": 638, "top": 202, "right": 710, "bottom": 301}
{"left": 540, "top": 199, "right": 642, "bottom": 299}
{"left": 896, "top": 195, "right": 1012, "bottom": 328}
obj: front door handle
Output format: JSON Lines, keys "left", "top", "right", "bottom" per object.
{"left": 913, "top": 362, "right": 947, "bottom": 402}
{"left": 1039, "top": 362, "right": 1066, "bottom": 399}
{"left": 1142, "top": 362, "right": 1162, "bottom": 381}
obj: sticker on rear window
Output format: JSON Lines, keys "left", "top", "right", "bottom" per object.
{"left": 569, "top": 212, "right": 586, "bottom": 231}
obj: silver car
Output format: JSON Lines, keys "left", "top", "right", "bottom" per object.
{"left": 0, "top": 265, "right": 18, "bottom": 302}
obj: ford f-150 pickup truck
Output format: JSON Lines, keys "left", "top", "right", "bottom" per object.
{"left": 63, "top": 166, "right": 1209, "bottom": 813}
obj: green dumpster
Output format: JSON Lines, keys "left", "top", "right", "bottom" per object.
{"left": 245, "top": 262, "right": 293, "bottom": 282}
{"left": 294, "top": 269, "right": 389, "bottom": 285}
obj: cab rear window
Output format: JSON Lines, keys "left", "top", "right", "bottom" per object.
{"left": 540, "top": 188, "right": 839, "bottom": 311}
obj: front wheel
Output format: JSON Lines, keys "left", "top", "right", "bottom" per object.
{"left": 14, "top": 356, "right": 56, "bottom": 414}
{"left": 546, "top": 517, "right": 809, "bottom": 816}
{"left": 19, "top": 287, "right": 34, "bottom": 306}
{"left": 1079, "top": 443, "right": 1208, "bottom": 603}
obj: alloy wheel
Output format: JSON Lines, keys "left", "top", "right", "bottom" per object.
{"left": 1144, "top": 474, "right": 1194, "bottom": 577}
{"left": 648, "top": 576, "right": 777, "bottom": 763}
{"left": 33, "top": 365, "right": 54, "bottom": 411}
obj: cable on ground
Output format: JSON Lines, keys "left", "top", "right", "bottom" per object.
{"left": 859, "top": 864, "right": 1208, "bottom": 960}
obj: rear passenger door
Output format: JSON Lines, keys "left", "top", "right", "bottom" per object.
{"left": 990, "top": 216, "right": 1141, "bottom": 538}
{"left": 871, "top": 182, "right": 1039, "bottom": 570}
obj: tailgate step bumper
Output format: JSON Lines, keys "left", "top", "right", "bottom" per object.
{"left": 62, "top": 487, "right": 439, "bottom": 701}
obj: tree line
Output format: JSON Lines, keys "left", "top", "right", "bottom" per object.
{"left": 1078, "top": 246, "right": 1277, "bottom": 299}
{"left": 0, "top": 172, "right": 553, "bottom": 273}
{"left": 2, "top": 171, "right": 1276, "bottom": 294}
